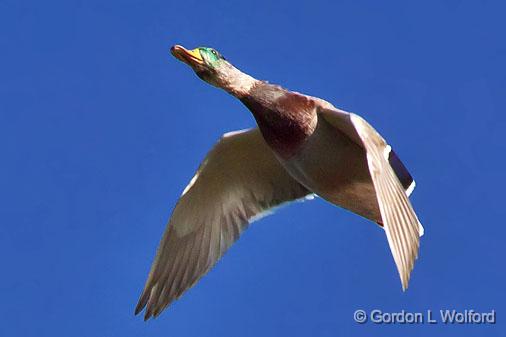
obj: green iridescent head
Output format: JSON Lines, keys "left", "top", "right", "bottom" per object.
{"left": 170, "top": 44, "right": 256, "bottom": 97}
{"left": 171, "top": 45, "right": 230, "bottom": 86}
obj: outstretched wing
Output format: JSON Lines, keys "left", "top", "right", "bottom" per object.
{"left": 135, "top": 128, "right": 311, "bottom": 319}
{"left": 318, "top": 106, "right": 423, "bottom": 290}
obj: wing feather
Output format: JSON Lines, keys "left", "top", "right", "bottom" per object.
{"left": 318, "top": 105, "right": 422, "bottom": 290}
{"left": 350, "top": 114, "right": 422, "bottom": 290}
{"left": 135, "top": 128, "right": 310, "bottom": 319}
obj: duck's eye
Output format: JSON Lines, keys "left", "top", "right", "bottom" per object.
{"left": 209, "top": 48, "right": 225, "bottom": 60}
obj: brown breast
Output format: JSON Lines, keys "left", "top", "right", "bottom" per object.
{"left": 240, "top": 83, "right": 317, "bottom": 159}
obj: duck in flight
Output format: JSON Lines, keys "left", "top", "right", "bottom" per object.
{"left": 135, "top": 45, "right": 424, "bottom": 320}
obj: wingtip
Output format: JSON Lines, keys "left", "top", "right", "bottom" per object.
{"left": 144, "top": 308, "right": 154, "bottom": 321}
{"left": 401, "top": 277, "right": 409, "bottom": 292}
{"left": 153, "top": 308, "right": 163, "bottom": 319}
{"left": 134, "top": 306, "right": 153, "bottom": 321}
{"left": 135, "top": 288, "right": 151, "bottom": 317}
{"left": 134, "top": 301, "right": 145, "bottom": 316}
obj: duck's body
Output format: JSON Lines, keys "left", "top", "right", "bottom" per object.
{"left": 242, "top": 82, "right": 381, "bottom": 222}
{"left": 135, "top": 45, "right": 423, "bottom": 320}
{"left": 281, "top": 110, "right": 381, "bottom": 222}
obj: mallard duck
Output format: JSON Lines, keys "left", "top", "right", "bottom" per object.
{"left": 135, "top": 45, "right": 424, "bottom": 320}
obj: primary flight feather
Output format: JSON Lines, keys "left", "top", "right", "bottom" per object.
{"left": 135, "top": 45, "right": 424, "bottom": 320}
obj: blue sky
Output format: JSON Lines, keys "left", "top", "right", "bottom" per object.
{"left": 1, "top": 0, "right": 505, "bottom": 336}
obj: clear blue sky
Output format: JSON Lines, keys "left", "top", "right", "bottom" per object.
{"left": 1, "top": 0, "right": 504, "bottom": 336}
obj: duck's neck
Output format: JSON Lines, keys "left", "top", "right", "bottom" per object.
{"left": 218, "top": 66, "right": 259, "bottom": 98}
{"left": 217, "top": 66, "right": 318, "bottom": 158}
